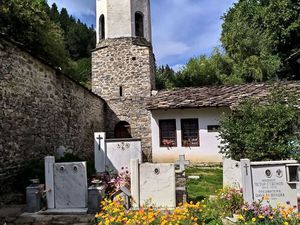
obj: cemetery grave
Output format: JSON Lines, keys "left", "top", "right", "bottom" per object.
{"left": 1, "top": 132, "right": 299, "bottom": 225}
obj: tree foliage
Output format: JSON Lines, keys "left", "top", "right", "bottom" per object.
{"left": 157, "top": 0, "right": 300, "bottom": 89}
{"left": 0, "top": 0, "right": 69, "bottom": 67}
{"left": 0, "top": 0, "right": 95, "bottom": 86}
{"left": 218, "top": 89, "right": 300, "bottom": 161}
{"left": 221, "top": 0, "right": 300, "bottom": 81}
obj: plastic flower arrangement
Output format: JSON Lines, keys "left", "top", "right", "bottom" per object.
{"left": 95, "top": 198, "right": 205, "bottom": 225}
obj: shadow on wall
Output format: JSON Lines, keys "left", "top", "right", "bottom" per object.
{"left": 104, "top": 104, "right": 149, "bottom": 161}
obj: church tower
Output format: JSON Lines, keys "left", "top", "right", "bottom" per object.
{"left": 92, "top": 0, "right": 155, "bottom": 161}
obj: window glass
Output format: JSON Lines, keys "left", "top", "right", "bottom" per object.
{"left": 207, "top": 125, "right": 220, "bottom": 133}
{"left": 181, "top": 119, "right": 199, "bottom": 147}
{"left": 159, "top": 119, "right": 177, "bottom": 147}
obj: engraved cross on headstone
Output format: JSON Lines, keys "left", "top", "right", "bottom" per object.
{"left": 175, "top": 155, "right": 190, "bottom": 173}
{"left": 96, "top": 135, "right": 103, "bottom": 151}
{"left": 244, "top": 163, "right": 249, "bottom": 176}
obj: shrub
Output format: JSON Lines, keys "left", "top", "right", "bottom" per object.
{"left": 219, "top": 88, "right": 300, "bottom": 161}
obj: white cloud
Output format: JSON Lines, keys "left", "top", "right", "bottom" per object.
{"left": 47, "top": 0, "right": 96, "bottom": 16}
{"left": 154, "top": 41, "right": 190, "bottom": 61}
{"left": 48, "top": 0, "right": 237, "bottom": 67}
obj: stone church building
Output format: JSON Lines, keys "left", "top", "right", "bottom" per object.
{"left": 92, "top": 0, "right": 155, "bottom": 161}
{"left": 91, "top": 0, "right": 300, "bottom": 163}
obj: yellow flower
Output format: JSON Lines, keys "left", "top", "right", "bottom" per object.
{"left": 252, "top": 217, "right": 256, "bottom": 222}
{"left": 283, "top": 222, "right": 289, "bottom": 225}
{"left": 238, "top": 214, "right": 245, "bottom": 221}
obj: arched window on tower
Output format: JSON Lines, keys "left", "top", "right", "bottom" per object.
{"left": 99, "top": 14, "right": 105, "bottom": 40}
{"left": 135, "top": 12, "right": 144, "bottom": 38}
{"left": 114, "top": 121, "right": 132, "bottom": 138}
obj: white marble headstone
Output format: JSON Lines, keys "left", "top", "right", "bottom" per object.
{"left": 139, "top": 163, "right": 176, "bottom": 208}
{"left": 105, "top": 139, "right": 142, "bottom": 173}
{"left": 54, "top": 162, "right": 87, "bottom": 209}
{"left": 223, "top": 158, "right": 242, "bottom": 189}
{"left": 94, "top": 132, "right": 142, "bottom": 173}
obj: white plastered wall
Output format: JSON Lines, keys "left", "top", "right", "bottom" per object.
{"left": 131, "top": 0, "right": 152, "bottom": 42}
{"left": 151, "top": 107, "right": 230, "bottom": 163}
{"left": 96, "top": 0, "right": 152, "bottom": 43}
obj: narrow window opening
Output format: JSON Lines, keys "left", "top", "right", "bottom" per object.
{"left": 119, "top": 86, "right": 123, "bottom": 97}
{"left": 207, "top": 125, "right": 220, "bottom": 133}
{"left": 135, "top": 12, "right": 144, "bottom": 38}
{"left": 99, "top": 15, "right": 105, "bottom": 40}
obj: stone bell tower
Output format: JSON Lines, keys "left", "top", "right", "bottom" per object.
{"left": 92, "top": 0, "right": 155, "bottom": 161}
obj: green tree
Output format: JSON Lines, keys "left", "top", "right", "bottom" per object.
{"left": 49, "top": 3, "right": 60, "bottom": 24}
{"left": 221, "top": 0, "right": 300, "bottom": 81}
{"left": 0, "top": 0, "right": 69, "bottom": 67}
{"left": 155, "top": 65, "right": 176, "bottom": 90}
{"left": 175, "top": 50, "right": 234, "bottom": 87}
{"left": 218, "top": 89, "right": 300, "bottom": 161}
{"left": 64, "top": 57, "right": 92, "bottom": 87}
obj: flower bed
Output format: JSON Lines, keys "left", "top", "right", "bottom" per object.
{"left": 95, "top": 189, "right": 300, "bottom": 225}
{"left": 236, "top": 201, "right": 300, "bottom": 225}
{"left": 96, "top": 199, "right": 206, "bottom": 225}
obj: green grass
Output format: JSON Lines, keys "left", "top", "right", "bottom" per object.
{"left": 186, "top": 166, "right": 223, "bottom": 202}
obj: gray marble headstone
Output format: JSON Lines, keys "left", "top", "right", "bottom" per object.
{"left": 139, "top": 163, "right": 176, "bottom": 208}
{"left": 241, "top": 159, "right": 300, "bottom": 211}
{"left": 251, "top": 165, "right": 298, "bottom": 208}
{"left": 54, "top": 162, "right": 88, "bottom": 209}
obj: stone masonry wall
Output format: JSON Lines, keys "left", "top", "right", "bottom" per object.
{"left": 92, "top": 37, "right": 155, "bottom": 161}
{"left": 0, "top": 39, "right": 105, "bottom": 193}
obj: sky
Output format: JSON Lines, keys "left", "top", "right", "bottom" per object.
{"left": 47, "top": 0, "right": 237, "bottom": 70}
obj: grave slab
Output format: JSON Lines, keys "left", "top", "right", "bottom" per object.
{"left": 39, "top": 208, "right": 88, "bottom": 215}
{"left": 251, "top": 165, "right": 298, "bottom": 208}
{"left": 241, "top": 159, "right": 300, "bottom": 210}
{"left": 130, "top": 159, "right": 140, "bottom": 208}
{"left": 54, "top": 162, "right": 87, "bottom": 209}
{"left": 139, "top": 163, "right": 176, "bottom": 208}
{"left": 95, "top": 132, "right": 142, "bottom": 173}
{"left": 223, "top": 158, "right": 242, "bottom": 189}
{"left": 45, "top": 156, "right": 55, "bottom": 209}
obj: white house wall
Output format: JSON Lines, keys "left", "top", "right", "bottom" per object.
{"left": 151, "top": 107, "right": 230, "bottom": 163}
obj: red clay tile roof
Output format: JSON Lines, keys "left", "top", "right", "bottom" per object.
{"left": 146, "top": 81, "right": 300, "bottom": 110}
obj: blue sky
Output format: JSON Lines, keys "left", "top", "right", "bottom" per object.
{"left": 47, "top": 0, "right": 236, "bottom": 70}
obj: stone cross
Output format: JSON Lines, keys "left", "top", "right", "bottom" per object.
{"left": 175, "top": 155, "right": 190, "bottom": 173}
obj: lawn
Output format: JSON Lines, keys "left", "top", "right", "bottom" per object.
{"left": 185, "top": 166, "right": 223, "bottom": 202}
